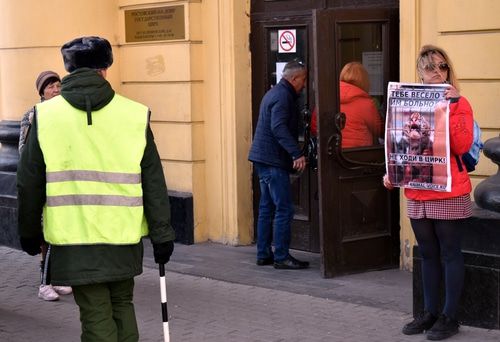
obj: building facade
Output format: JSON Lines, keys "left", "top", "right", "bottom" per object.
{"left": 0, "top": 0, "right": 254, "bottom": 247}
{"left": 0, "top": 0, "right": 498, "bottom": 274}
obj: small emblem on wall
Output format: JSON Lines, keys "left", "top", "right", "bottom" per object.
{"left": 146, "top": 55, "right": 165, "bottom": 76}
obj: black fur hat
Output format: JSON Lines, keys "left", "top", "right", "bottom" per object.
{"left": 61, "top": 36, "right": 113, "bottom": 72}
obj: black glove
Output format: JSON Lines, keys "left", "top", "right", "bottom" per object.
{"left": 20, "top": 236, "right": 42, "bottom": 256}
{"left": 153, "top": 241, "right": 174, "bottom": 264}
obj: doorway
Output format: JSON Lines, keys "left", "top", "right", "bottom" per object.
{"left": 251, "top": 15, "right": 320, "bottom": 253}
{"left": 250, "top": 5, "right": 400, "bottom": 277}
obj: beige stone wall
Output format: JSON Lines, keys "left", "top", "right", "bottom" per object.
{"left": 399, "top": 0, "right": 500, "bottom": 270}
{"left": 0, "top": 0, "right": 120, "bottom": 119}
{"left": 117, "top": 0, "right": 207, "bottom": 241}
{"left": 200, "top": 0, "right": 253, "bottom": 244}
{"left": 0, "top": 0, "right": 254, "bottom": 245}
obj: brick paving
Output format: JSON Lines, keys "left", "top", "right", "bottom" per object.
{"left": 1, "top": 243, "right": 499, "bottom": 341}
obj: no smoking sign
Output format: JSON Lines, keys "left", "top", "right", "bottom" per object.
{"left": 278, "top": 29, "right": 296, "bottom": 53}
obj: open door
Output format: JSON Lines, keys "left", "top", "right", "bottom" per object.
{"left": 313, "top": 8, "right": 401, "bottom": 277}
{"left": 250, "top": 15, "right": 320, "bottom": 253}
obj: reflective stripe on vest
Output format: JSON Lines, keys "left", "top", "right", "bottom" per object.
{"left": 37, "top": 94, "right": 149, "bottom": 245}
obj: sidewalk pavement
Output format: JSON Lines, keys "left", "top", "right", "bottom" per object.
{"left": 1, "top": 242, "right": 499, "bottom": 342}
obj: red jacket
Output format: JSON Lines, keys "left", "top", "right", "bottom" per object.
{"left": 340, "top": 81, "right": 382, "bottom": 148}
{"left": 405, "top": 96, "right": 474, "bottom": 200}
{"left": 311, "top": 82, "right": 382, "bottom": 147}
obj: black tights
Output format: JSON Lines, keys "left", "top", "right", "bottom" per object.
{"left": 411, "top": 218, "right": 465, "bottom": 318}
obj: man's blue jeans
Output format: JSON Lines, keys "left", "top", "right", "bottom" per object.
{"left": 254, "top": 163, "right": 294, "bottom": 262}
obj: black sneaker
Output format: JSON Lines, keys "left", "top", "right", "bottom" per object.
{"left": 256, "top": 256, "right": 274, "bottom": 266}
{"left": 273, "top": 255, "right": 309, "bottom": 269}
{"left": 402, "top": 311, "right": 438, "bottom": 335}
{"left": 426, "top": 314, "right": 459, "bottom": 341}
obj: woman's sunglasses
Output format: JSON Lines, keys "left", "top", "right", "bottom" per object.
{"left": 423, "top": 62, "right": 449, "bottom": 72}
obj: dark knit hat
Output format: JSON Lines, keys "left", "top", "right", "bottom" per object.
{"left": 61, "top": 36, "right": 113, "bottom": 72}
{"left": 35, "top": 71, "right": 61, "bottom": 96}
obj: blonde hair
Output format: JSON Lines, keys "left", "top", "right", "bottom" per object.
{"left": 416, "top": 45, "right": 459, "bottom": 90}
{"left": 339, "top": 62, "right": 370, "bottom": 93}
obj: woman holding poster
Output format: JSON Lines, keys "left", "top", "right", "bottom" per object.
{"left": 383, "top": 45, "right": 474, "bottom": 341}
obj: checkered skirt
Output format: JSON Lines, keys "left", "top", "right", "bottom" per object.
{"left": 407, "top": 194, "right": 473, "bottom": 220}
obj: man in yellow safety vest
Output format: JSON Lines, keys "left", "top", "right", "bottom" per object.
{"left": 17, "top": 36, "right": 175, "bottom": 342}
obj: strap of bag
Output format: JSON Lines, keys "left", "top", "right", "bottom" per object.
{"left": 455, "top": 155, "right": 464, "bottom": 172}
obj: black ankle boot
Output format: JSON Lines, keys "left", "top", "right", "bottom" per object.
{"left": 402, "top": 311, "right": 438, "bottom": 335}
{"left": 426, "top": 314, "right": 459, "bottom": 340}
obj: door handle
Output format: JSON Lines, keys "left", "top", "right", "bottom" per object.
{"left": 330, "top": 112, "right": 385, "bottom": 170}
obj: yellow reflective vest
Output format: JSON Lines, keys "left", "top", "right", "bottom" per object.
{"left": 36, "top": 94, "right": 149, "bottom": 245}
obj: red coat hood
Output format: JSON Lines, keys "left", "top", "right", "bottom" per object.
{"left": 340, "top": 81, "right": 371, "bottom": 104}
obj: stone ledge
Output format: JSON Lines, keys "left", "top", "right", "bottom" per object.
{"left": 1, "top": 190, "right": 194, "bottom": 249}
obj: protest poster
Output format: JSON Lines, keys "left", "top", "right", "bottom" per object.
{"left": 385, "top": 82, "right": 451, "bottom": 192}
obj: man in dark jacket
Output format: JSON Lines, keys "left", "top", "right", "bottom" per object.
{"left": 248, "top": 60, "right": 309, "bottom": 270}
{"left": 17, "top": 36, "right": 175, "bottom": 342}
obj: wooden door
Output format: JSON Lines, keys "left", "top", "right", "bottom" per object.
{"left": 314, "top": 8, "right": 401, "bottom": 277}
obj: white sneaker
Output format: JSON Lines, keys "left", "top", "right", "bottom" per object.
{"left": 53, "top": 286, "right": 72, "bottom": 295}
{"left": 38, "top": 285, "right": 59, "bottom": 301}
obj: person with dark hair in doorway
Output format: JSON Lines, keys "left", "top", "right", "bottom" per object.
{"left": 19, "top": 70, "right": 73, "bottom": 301}
{"left": 248, "top": 60, "right": 310, "bottom": 270}
{"left": 17, "top": 36, "right": 175, "bottom": 341}
{"left": 383, "top": 45, "right": 474, "bottom": 341}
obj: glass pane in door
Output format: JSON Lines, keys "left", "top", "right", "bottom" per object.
{"left": 337, "top": 23, "right": 385, "bottom": 148}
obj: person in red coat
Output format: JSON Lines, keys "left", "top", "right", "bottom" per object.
{"left": 310, "top": 62, "right": 382, "bottom": 148}
{"left": 384, "top": 45, "right": 474, "bottom": 341}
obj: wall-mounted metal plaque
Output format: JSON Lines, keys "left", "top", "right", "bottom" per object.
{"left": 125, "top": 5, "right": 185, "bottom": 42}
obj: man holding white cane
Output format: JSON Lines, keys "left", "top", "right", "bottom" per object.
{"left": 17, "top": 36, "right": 175, "bottom": 342}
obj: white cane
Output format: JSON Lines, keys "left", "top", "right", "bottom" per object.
{"left": 159, "top": 263, "right": 170, "bottom": 342}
